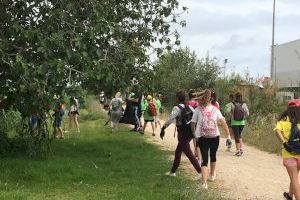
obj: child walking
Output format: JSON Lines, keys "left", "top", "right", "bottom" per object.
{"left": 160, "top": 91, "right": 201, "bottom": 179}
{"left": 275, "top": 99, "right": 300, "bottom": 200}
{"left": 191, "top": 89, "right": 231, "bottom": 189}
{"left": 143, "top": 95, "right": 156, "bottom": 136}
{"left": 230, "top": 92, "right": 249, "bottom": 156}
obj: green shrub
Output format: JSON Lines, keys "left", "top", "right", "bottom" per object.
{"left": 0, "top": 109, "right": 22, "bottom": 135}
{"left": 243, "top": 116, "right": 281, "bottom": 154}
{"left": 0, "top": 131, "right": 11, "bottom": 154}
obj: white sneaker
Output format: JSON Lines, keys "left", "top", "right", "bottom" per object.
{"left": 165, "top": 172, "right": 176, "bottom": 177}
{"left": 202, "top": 182, "right": 208, "bottom": 189}
{"left": 194, "top": 173, "right": 202, "bottom": 181}
{"left": 208, "top": 172, "right": 216, "bottom": 181}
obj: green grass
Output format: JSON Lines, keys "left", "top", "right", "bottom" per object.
{"left": 0, "top": 113, "right": 220, "bottom": 200}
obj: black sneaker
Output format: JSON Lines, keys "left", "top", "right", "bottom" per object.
{"left": 284, "top": 192, "right": 293, "bottom": 200}
{"left": 240, "top": 149, "right": 244, "bottom": 155}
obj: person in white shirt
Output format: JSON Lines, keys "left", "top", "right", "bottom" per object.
{"left": 191, "top": 89, "right": 231, "bottom": 189}
{"left": 110, "top": 92, "right": 124, "bottom": 132}
{"left": 68, "top": 97, "right": 80, "bottom": 132}
{"left": 160, "top": 91, "right": 201, "bottom": 178}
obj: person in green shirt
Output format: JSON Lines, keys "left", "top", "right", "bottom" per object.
{"left": 154, "top": 94, "right": 162, "bottom": 129}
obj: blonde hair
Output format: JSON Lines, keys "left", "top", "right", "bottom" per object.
{"left": 115, "top": 92, "right": 121, "bottom": 98}
{"left": 192, "top": 89, "right": 211, "bottom": 106}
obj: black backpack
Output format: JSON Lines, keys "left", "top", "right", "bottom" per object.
{"left": 233, "top": 103, "right": 245, "bottom": 121}
{"left": 177, "top": 105, "right": 194, "bottom": 138}
{"left": 286, "top": 121, "right": 300, "bottom": 154}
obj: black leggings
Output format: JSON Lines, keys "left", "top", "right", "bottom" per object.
{"left": 197, "top": 136, "right": 220, "bottom": 167}
{"left": 232, "top": 125, "right": 244, "bottom": 143}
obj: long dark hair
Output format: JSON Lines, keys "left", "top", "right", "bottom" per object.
{"left": 211, "top": 92, "right": 217, "bottom": 104}
{"left": 176, "top": 91, "right": 186, "bottom": 104}
{"left": 278, "top": 107, "right": 300, "bottom": 123}
{"left": 229, "top": 94, "right": 234, "bottom": 102}
{"left": 235, "top": 92, "right": 243, "bottom": 103}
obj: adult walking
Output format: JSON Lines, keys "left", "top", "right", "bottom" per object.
{"left": 230, "top": 92, "right": 249, "bottom": 156}
{"left": 160, "top": 91, "right": 201, "bottom": 179}
{"left": 275, "top": 100, "right": 300, "bottom": 200}
{"left": 110, "top": 92, "right": 124, "bottom": 133}
{"left": 191, "top": 89, "right": 231, "bottom": 189}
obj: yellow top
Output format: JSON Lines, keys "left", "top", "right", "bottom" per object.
{"left": 274, "top": 120, "right": 300, "bottom": 159}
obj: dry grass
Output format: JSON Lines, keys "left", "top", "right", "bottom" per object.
{"left": 243, "top": 122, "right": 281, "bottom": 154}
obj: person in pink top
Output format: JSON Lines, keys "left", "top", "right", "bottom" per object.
{"left": 188, "top": 89, "right": 198, "bottom": 109}
{"left": 191, "top": 89, "right": 231, "bottom": 189}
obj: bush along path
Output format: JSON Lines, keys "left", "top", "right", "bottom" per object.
{"left": 144, "top": 121, "right": 289, "bottom": 200}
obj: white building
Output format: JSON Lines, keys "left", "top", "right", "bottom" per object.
{"left": 274, "top": 39, "right": 300, "bottom": 88}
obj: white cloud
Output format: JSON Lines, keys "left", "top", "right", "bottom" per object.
{"left": 177, "top": 0, "right": 300, "bottom": 77}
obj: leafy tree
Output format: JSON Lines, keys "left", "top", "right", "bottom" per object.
{"left": 0, "top": 0, "right": 186, "bottom": 155}
{"left": 153, "top": 48, "right": 220, "bottom": 105}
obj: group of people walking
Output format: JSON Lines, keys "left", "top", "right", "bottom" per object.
{"left": 105, "top": 89, "right": 250, "bottom": 190}
{"left": 51, "top": 96, "right": 80, "bottom": 139}
{"left": 107, "top": 92, "right": 162, "bottom": 135}
{"left": 160, "top": 89, "right": 249, "bottom": 189}
{"left": 49, "top": 88, "right": 300, "bottom": 199}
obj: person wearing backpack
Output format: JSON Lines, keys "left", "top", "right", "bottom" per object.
{"left": 275, "top": 100, "right": 300, "bottom": 200}
{"left": 230, "top": 92, "right": 249, "bottom": 156}
{"left": 160, "top": 91, "right": 202, "bottom": 179}
{"left": 191, "top": 89, "right": 231, "bottom": 189}
{"left": 110, "top": 92, "right": 124, "bottom": 133}
{"left": 142, "top": 95, "right": 156, "bottom": 136}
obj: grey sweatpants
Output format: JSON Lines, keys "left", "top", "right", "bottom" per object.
{"left": 111, "top": 110, "right": 122, "bottom": 129}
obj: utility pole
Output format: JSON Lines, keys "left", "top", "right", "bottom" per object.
{"left": 223, "top": 58, "right": 228, "bottom": 79}
{"left": 270, "top": 0, "right": 276, "bottom": 81}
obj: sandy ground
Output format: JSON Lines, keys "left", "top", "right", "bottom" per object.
{"left": 143, "top": 121, "right": 289, "bottom": 200}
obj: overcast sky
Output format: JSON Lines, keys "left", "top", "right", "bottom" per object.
{"left": 177, "top": 0, "right": 300, "bottom": 77}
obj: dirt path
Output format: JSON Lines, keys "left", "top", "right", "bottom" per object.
{"left": 144, "top": 121, "right": 289, "bottom": 200}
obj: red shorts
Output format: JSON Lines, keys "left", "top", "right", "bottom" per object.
{"left": 283, "top": 158, "right": 300, "bottom": 167}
